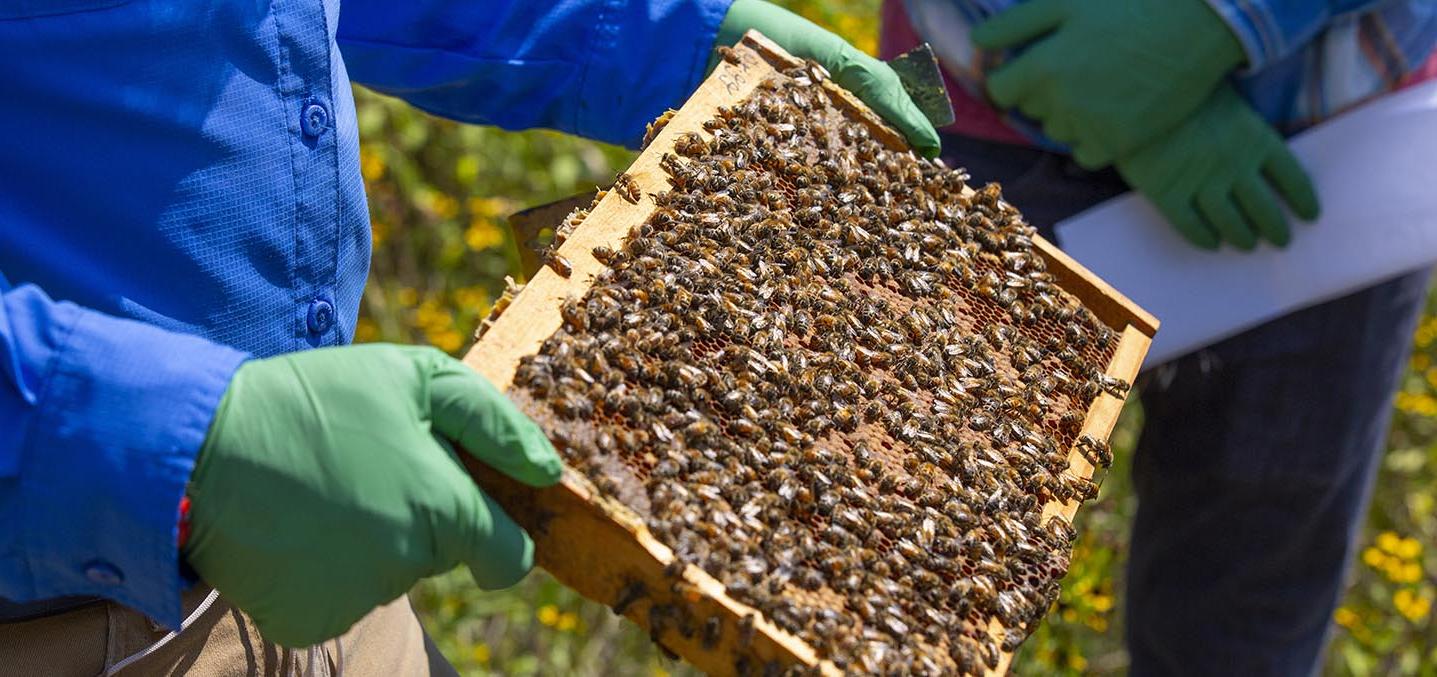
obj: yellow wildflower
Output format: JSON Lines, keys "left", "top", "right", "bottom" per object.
{"left": 413, "top": 189, "right": 458, "bottom": 219}
{"left": 1412, "top": 596, "right": 1433, "bottom": 622}
{"left": 1394, "top": 589, "right": 1432, "bottom": 622}
{"left": 1414, "top": 318, "right": 1437, "bottom": 348}
{"left": 1362, "top": 546, "right": 1387, "bottom": 569}
{"left": 354, "top": 317, "right": 379, "bottom": 343}
{"left": 396, "top": 287, "right": 418, "bottom": 307}
{"left": 467, "top": 195, "right": 514, "bottom": 218}
{"left": 537, "top": 604, "right": 560, "bottom": 627}
{"left": 1066, "top": 653, "right": 1088, "bottom": 672}
{"left": 831, "top": 15, "right": 876, "bottom": 54}
{"left": 470, "top": 643, "right": 490, "bottom": 664}
{"left": 465, "top": 217, "right": 505, "bottom": 251}
{"left": 1383, "top": 559, "right": 1409, "bottom": 583}
{"left": 432, "top": 194, "right": 459, "bottom": 219}
{"left": 1413, "top": 353, "right": 1432, "bottom": 371}
{"left": 1394, "top": 562, "right": 1424, "bottom": 584}
{"left": 415, "top": 299, "right": 450, "bottom": 332}
{"left": 359, "top": 147, "right": 385, "bottom": 182}
{"left": 1396, "top": 537, "right": 1423, "bottom": 560}
{"left": 1394, "top": 392, "right": 1437, "bottom": 416}
{"left": 1417, "top": 393, "right": 1437, "bottom": 416}
{"left": 1089, "top": 594, "right": 1114, "bottom": 613}
{"left": 370, "top": 218, "right": 389, "bottom": 247}
{"left": 557, "top": 611, "right": 579, "bottom": 632}
{"left": 429, "top": 329, "right": 464, "bottom": 354}
{"left": 1377, "top": 531, "right": 1403, "bottom": 555}
{"left": 452, "top": 285, "right": 490, "bottom": 312}
{"left": 1333, "top": 606, "right": 1359, "bottom": 629}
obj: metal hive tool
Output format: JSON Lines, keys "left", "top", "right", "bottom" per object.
{"left": 460, "top": 32, "right": 1157, "bottom": 676}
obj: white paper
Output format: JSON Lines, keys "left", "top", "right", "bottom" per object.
{"left": 1054, "top": 81, "right": 1437, "bottom": 367}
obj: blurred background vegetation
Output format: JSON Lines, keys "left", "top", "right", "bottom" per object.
{"left": 353, "top": 1, "right": 1436, "bottom": 673}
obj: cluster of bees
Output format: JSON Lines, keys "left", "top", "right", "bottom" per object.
{"left": 509, "top": 64, "right": 1123, "bottom": 675}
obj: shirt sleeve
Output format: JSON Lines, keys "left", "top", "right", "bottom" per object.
{"left": 0, "top": 282, "right": 248, "bottom": 629}
{"left": 1203, "top": 0, "right": 1399, "bottom": 71}
{"left": 336, "top": 0, "right": 733, "bottom": 148}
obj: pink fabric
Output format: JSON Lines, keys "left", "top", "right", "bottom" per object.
{"left": 1400, "top": 48, "right": 1437, "bottom": 88}
{"left": 879, "top": 0, "right": 1029, "bottom": 146}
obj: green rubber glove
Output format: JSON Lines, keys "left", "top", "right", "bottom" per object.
{"left": 972, "top": 0, "right": 1246, "bottom": 169}
{"left": 1115, "top": 85, "right": 1320, "bottom": 250}
{"left": 713, "top": 0, "right": 941, "bottom": 158}
{"left": 185, "top": 344, "right": 561, "bottom": 647}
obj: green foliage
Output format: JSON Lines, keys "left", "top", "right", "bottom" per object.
{"left": 1329, "top": 305, "right": 1437, "bottom": 675}
{"left": 354, "top": 91, "right": 634, "bottom": 354}
{"left": 354, "top": 2, "right": 1435, "bottom": 673}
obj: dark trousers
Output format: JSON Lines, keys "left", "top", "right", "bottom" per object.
{"left": 940, "top": 134, "right": 1432, "bottom": 676}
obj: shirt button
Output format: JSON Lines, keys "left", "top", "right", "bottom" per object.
{"left": 307, "top": 299, "right": 335, "bottom": 335}
{"left": 84, "top": 560, "right": 124, "bottom": 586}
{"left": 300, "top": 102, "right": 330, "bottom": 138}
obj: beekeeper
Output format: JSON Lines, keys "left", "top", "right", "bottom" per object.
{"left": 885, "top": 0, "right": 1437, "bottom": 673}
{"left": 0, "top": 1, "right": 935, "bottom": 673}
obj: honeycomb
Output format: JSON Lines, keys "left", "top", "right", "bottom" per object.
{"left": 507, "top": 64, "right": 1124, "bottom": 675}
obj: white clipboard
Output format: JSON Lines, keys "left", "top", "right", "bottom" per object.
{"left": 1054, "top": 81, "right": 1437, "bottom": 367}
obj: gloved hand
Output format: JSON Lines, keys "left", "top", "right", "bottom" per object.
{"left": 713, "top": 0, "right": 941, "bottom": 158}
{"left": 1114, "top": 84, "right": 1320, "bottom": 250}
{"left": 971, "top": 0, "right": 1246, "bottom": 169}
{"left": 184, "top": 344, "right": 561, "bottom": 647}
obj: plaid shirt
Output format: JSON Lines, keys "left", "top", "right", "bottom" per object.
{"left": 902, "top": 0, "right": 1437, "bottom": 145}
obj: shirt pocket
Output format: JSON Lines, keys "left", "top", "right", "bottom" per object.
{"left": 0, "top": 0, "right": 132, "bottom": 20}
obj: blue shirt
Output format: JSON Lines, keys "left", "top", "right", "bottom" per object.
{"left": 0, "top": 0, "right": 729, "bottom": 628}
{"left": 905, "top": 0, "right": 1437, "bottom": 146}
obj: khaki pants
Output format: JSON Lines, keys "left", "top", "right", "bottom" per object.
{"left": 0, "top": 586, "right": 457, "bottom": 676}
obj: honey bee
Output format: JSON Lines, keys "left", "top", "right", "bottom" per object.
{"left": 1075, "top": 434, "right": 1113, "bottom": 468}
{"left": 559, "top": 297, "right": 588, "bottom": 332}
{"left": 612, "top": 580, "right": 648, "bottom": 616}
{"left": 614, "top": 172, "right": 642, "bottom": 204}
{"left": 1098, "top": 374, "right": 1132, "bottom": 398}
{"left": 545, "top": 251, "right": 573, "bottom": 278}
{"left": 641, "top": 108, "right": 677, "bottom": 149}
{"left": 673, "top": 132, "right": 710, "bottom": 157}
{"left": 591, "top": 245, "right": 617, "bottom": 265}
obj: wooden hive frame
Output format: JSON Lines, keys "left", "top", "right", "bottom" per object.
{"left": 459, "top": 32, "right": 1158, "bottom": 676}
